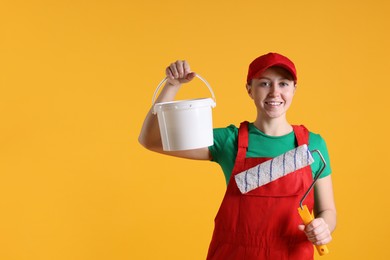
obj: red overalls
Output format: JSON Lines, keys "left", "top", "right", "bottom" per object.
{"left": 206, "top": 121, "right": 315, "bottom": 260}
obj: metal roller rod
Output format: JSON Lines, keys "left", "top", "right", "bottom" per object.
{"left": 299, "top": 149, "right": 327, "bottom": 209}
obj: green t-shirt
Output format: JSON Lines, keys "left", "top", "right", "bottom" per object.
{"left": 209, "top": 123, "right": 332, "bottom": 185}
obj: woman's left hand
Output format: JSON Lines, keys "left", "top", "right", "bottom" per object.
{"left": 298, "top": 218, "right": 332, "bottom": 246}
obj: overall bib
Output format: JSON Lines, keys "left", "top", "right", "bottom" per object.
{"left": 206, "top": 121, "right": 315, "bottom": 260}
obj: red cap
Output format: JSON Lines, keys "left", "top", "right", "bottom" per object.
{"left": 247, "top": 52, "right": 297, "bottom": 84}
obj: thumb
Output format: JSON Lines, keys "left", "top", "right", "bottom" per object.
{"left": 185, "top": 72, "right": 196, "bottom": 81}
{"left": 298, "top": 224, "right": 305, "bottom": 231}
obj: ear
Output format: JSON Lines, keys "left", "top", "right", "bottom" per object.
{"left": 293, "top": 84, "right": 297, "bottom": 94}
{"left": 246, "top": 84, "right": 253, "bottom": 98}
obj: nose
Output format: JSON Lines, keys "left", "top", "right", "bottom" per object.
{"left": 268, "top": 83, "right": 280, "bottom": 97}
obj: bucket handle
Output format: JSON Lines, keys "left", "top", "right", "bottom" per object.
{"left": 151, "top": 74, "right": 216, "bottom": 105}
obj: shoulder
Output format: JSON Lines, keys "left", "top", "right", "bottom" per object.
{"left": 307, "top": 129, "right": 332, "bottom": 178}
{"left": 213, "top": 124, "right": 239, "bottom": 140}
{"left": 210, "top": 124, "right": 239, "bottom": 162}
{"left": 308, "top": 131, "right": 328, "bottom": 149}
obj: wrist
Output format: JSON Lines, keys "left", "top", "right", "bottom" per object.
{"left": 153, "top": 83, "right": 181, "bottom": 104}
{"left": 165, "top": 81, "right": 182, "bottom": 88}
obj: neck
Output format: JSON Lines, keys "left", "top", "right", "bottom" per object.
{"left": 253, "top": 117, "right": 293, "bottom": 136}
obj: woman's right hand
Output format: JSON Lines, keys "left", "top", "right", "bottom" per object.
{"left": 165, "top": 60, "right": 196, "bottom": 86}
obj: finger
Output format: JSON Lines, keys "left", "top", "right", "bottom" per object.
{"left": 306, "top": 225, "right": 331, "bottom": 244}
{"left": 166, "top": 67, "right": 174, "bottom": 79}
{"left": 316, "top": 233, "right": 332, "bottom": 245}
{"left": 183, "top": 60, "right": 191, "bottom": 75}
{"left": 169, "top": 62, "right": 180, "bottom": 78}
{"left": 175, "top": 60, "right": 185, "bottom": 78}
{"left": 306, "top": 224, "right": 327, "bottom": 238}
{"left": 298, "top": 224, "right": 305, "bottom": 231}
{"left": 311, "top": 232, "right": 332, "bottom": 245}
{"left": 304, "top": 218, "right": 324, "bottom": 233}
{"left": 315, "top": 234, "right": 332, "bottom": 245}
{"left": 307, "top": 228, "right": 329, "bottom": 241}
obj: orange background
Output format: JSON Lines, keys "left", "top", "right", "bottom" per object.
{"left": 1, "top": 0, "right": 389, "bottom": 259}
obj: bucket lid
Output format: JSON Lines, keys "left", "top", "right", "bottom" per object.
{"left": 153, "top": 97, "right": 216, "bottom": 113}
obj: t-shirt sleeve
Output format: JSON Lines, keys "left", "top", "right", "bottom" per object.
{"left": 208, "top": 125, "right": 238, "bottom": 184}
{"left": 208, "top": 124, "right": 238, "bottom": 163}
{"left": 309, "top": 133, "right": 332, "bottom": 178}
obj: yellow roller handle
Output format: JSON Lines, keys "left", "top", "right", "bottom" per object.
{"left": 298, "top": 205, "right": 329, "bottom": 256}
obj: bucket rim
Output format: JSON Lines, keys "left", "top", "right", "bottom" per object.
{"left": 153, "top": 97, "right": 216, "bottom": 113}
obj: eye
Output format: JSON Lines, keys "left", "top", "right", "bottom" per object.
{"left": 279, "top": 81, "right": 290, "bottom": 87}
{"left": 258, "top": 81, "right": 271, "bottom": 87}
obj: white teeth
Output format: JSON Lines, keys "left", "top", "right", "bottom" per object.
{"left": 266, "top": 101, "right": 282, "bottom": 106}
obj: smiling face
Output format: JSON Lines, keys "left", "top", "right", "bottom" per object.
{"left": 247, "top": 66, "right": 296, "bottom": 120}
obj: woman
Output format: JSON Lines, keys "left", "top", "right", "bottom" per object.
{"left": 139, "top": 53, "right": 336, "bottom": 259}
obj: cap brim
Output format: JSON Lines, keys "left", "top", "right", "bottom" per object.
{"left": 252, "top": 63, "right": 297, "bottom": 82}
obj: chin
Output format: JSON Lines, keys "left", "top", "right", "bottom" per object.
{"left": 265, "top": 111, "right": 285, "bottom": 119}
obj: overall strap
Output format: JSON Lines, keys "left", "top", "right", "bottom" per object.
{"left": 234, "top": 121, "right": 249, "bottom": 167}
{"left": 292, "top": 125, "right": 310, "bottom": 146}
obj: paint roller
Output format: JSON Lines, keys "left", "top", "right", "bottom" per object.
{"left": 234, "top": 144, "right": 329, "bottom": 256}
{"left": 298, "top": 149, "right": 329, "bottom": 256}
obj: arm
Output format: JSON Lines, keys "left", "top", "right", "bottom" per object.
{"left": 299, "top": 175, "right": 337, "bottom": 245}
{"left": 138, "top": 60, "right": 211, "bottom": 160}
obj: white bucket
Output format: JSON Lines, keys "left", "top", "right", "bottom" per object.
{"left": 152, "top": 75, "right": 216, "bottom": 151}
